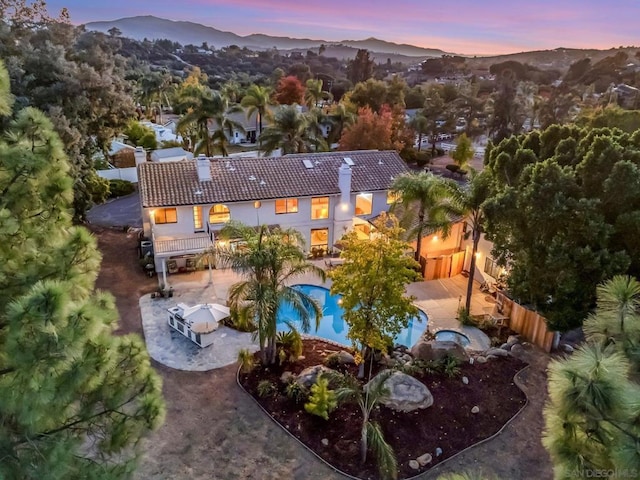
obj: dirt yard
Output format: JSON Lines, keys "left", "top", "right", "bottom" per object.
{"left": 91, "top": 226, "right": 554, "bottom": 480}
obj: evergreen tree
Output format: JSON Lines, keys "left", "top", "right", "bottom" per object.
{"left": 0, "top": 59, "right": 164, "bottom": 479}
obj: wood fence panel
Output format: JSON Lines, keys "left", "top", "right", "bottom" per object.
{"left": 496, "top": 292, "right": 554, "bottom": 353}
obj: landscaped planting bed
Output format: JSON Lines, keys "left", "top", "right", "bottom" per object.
{"left": 239, "top": 339, "right": 527, "bottom": 480}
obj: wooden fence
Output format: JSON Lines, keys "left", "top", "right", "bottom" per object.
{"left": 496, "top": 292, "right": 556, "bottom": 353}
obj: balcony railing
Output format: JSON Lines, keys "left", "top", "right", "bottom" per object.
{"left": 154, "top": 234, "right": 212, "bottom": 256}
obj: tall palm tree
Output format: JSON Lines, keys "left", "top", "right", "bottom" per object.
{"left": 335, "top": 371, "right": 397, "bottom": 480}
{"left": 451, "top": 171, "right": 491, "bottom": 312}
{"left": 409, "top": 114, "right": 429, "bottom": 151}
{"left": 216, "top": 222, "right": 326, "bottom": 364}
{"left": 327, "top": 102, "right": 356, "bottom": 145}
{"left": 241, "top": 84, "right": 273, "bottom": 148}
{"left": 391, "top": 172, "right": 462, "bottom": 263}
{"left": 259, "top": 105, "right": 327, "bottom": 156}
{"left": 304, "top": 78, "right": 332, "bottom": 109}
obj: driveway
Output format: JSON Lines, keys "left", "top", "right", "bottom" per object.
{"left": 87, "top": 192, "right": 141, "bottom": 228}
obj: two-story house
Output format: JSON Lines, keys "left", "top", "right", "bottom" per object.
{"left": 138, "top": 150, "right": 410, "bottom": 284}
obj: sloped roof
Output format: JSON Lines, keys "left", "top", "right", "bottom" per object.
{"left": 151, "top": 147, "right": 192, "bottom": 159}
{"left": 138, "top": 150, "right": 410, "bottom": 208}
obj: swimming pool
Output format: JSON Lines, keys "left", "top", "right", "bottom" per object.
{"left": 276, "top": 284, "right": 428, "bottom": 348}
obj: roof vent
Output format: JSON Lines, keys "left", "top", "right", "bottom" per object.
{"left": 344, "top": 157, "right": 354, "bottom": 166}
{"left": 260, "top": 180, "right": 266, "bottom": 186}
{"left": 378, "top": 159, "right": 384, "bottom": 165}
{"left": 194, "top": 189, "right": 203, "bottom": 196}
{"left": 303, "top": 159, "right": 314, "bottom": 169}
{"left": 314, "top": 160, "right": 320, "bottom": 166}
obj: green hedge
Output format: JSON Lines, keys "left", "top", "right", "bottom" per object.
{"left": 108, "top": 179, "right": 135, "bottom": 198}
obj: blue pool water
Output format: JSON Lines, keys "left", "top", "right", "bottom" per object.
{"left": 434, "top": 329, "right": 471, "bottom": 347}
{"left": 276, "top": 284, "right": 428, "bottom": 348}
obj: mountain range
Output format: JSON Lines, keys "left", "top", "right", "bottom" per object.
{"left": 85, "top": 15, "right": 447, "bottom": 58}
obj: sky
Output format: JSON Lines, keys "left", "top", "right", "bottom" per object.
{"left": 44, "top": 0, "right": 640, "bottom": 55}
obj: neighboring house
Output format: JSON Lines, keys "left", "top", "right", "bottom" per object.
{"left": 141, "top": 121, "right": 183, "bottom": 145}
{"left": 107, "top": 140, "right": 136, "bottom": 168}
{"left": 150, "top": 147, "right": 193, "bottom": 163}
{"left": 208, "top": 107, "right": 277, "bottom": 145}
{"left": 138, "top": 150, "right": 410, "bottom": 282}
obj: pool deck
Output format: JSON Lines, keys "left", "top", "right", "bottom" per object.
{"left": 140, "top": 266, "right": 495, "bottom": 371}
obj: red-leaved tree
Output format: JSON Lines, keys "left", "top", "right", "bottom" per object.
{"left": 275, "top": 75, "right": 305, "bottom": 105}
{"left": 339, "top": 105, "right": 410, "bottom": 151}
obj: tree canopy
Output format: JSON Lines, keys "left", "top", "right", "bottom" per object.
{"left": 482, "top": 124, "right": 640, "bottom": 330}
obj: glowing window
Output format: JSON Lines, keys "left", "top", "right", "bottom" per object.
{"left": 209, "top": 204, "right": 230, "bottom": 224}
{"left": 154, "top": 208, "right": 177, "bottom": 224}
{"left": 311, "top": 197, "right": 329, "bottom": 220}
{"left": 355, "top": 193, "right": 373, "bottom": 216}
{"left": 193, "top": 206, "right": 203, "bottom": 230}
{"left": 275, "top": 198, "right": 299, "bottom": 214}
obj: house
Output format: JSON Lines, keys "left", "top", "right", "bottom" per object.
{"left": 208, "top": 106, "right": 276, "bottom": 145}
{"left": 150, "top": 147, "right": 193, "bottom": 163}
{"left": 138, "top": 150, "right": 410, "bottom": 283}
{"left": 140, "top": 121, "right": 183, "bottom": 145}
{"left": 107, "top": 140, "right": 136, "bottom": 168}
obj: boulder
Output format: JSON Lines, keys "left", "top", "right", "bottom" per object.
{"left": 484, "top": 347, "right": 509, "bottom": 358}
{"left": 409, "top": 460, "right": 420, "bottom": 470}
{"left": 507, "top": 335, "right": 521, "bottom": 347}
{"left": 510, "top": 344, "right": 524, "bottom": 356}
{"left": 335, "top": 350, "right": 355, "bottom": 364}
{"left": 296, "top": 365, "right": 336, "bottom": 388}
{"left": 475, "top": 355, "right": 487, "bottom": 364}
{"left": 416, "top": 453, "right": 433, "bottom": 466}
{"left": 280, "top": 371, "right": 295, "bottom": 384}
{"left": 411, "top": 340, "right": 469, "bottom": 363}
{"left": 500, "top": 342, "right": 509, "bottom": 350}
{"left": 367, "top": 370, "right": 434, "bottom": 412}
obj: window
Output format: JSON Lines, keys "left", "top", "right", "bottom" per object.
{"left": 209, "top": 204, "right": 230, "bottom": 224}
{"left": 193, "top": 206, "right": 203, "bottom": 230}
{"left": 386, "top": 191, "right": 401, "bottom": 205}
{"left": 355, "top": 193, "right": 373, "bottom": 215}
{"left": 310, "top": 228, "right": 329, "bottom": 252}
{"left": 275, "top": 198, "right": 299, "bottom": 214}
{"left": 153, "top": 208, "right": 177, "bottom": 224}
{"left": 484, "top": 256, "right": 502, "bottom": 279}
{"left": 311, "top": 197, "right": 329, "bottom": 220}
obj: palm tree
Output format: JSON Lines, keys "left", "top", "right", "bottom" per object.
{"left": 216, "top": 222, "right": 326, "bottom": 364}
{"left": 451, "top": 171, "right": 491, "bottom": 312}
{"left": 334, "top": 371, "right": 397, "bottom": 480}
{"left": 390, "top": 172, "right": 462, "bottom": 263}
{"left": 327, "top": 102, "right": 356, "bottom": 145}
{"left": 304, "top": 78, "right": 332, "bottom": 109}
{"left": 259, "top": 105, "right": 327, "bottom": 156}
{"left": 241, "top": 84, "right": 273, "bottom": 149}
{"left": 409, "top": 114, "right": 429, "bottom": 151}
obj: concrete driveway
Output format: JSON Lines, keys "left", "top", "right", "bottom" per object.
{"left": 87, "top": 192, "right": 141, "bottom": 228}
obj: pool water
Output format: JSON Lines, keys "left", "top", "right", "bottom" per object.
{"left": 434, "top": 329, "right": 471, "bottom": 347}
{"left": 276, "top": 284, "right": 428, "bottom": 348}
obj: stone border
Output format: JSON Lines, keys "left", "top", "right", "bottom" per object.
{"left": 236, "top": 357, "right": 531, "bottom": 480}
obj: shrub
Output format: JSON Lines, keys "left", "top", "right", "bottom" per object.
{"left": 257, "top": 380, "right": 277, "bottom": 398}
{"left": 237, "top": 348, "right": 255, "bottom": 374}
{"left": 276, "top": 323, "right": 303, "bottom": 361}
{"left": 108, "top": 179, "right": 135, "bottom": 198}
{"left": 442, "top": 356, "right": 461, "bottom": 378}
{"left": 285, "top": 382, "right": 308, "bottom": 404}
{"left": 304, "top": 375, "right": 337, "bottom": 420}
{"left": 457, "top": 306, "right": 475, "bottom": 326}
{"left": 226, "top": 307, "right": 257, "bottom": 333}
{"left": 415, "top": 151, "right": 432, "bottom": 168}
{"left": 323, "top": 352, "right": 341, "bottom": 368}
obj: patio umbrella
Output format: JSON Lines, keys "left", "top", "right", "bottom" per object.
{"left": 206, "top": 303, "right": 231, "bottom": 322}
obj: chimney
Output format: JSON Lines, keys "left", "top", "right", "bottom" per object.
{"left": 196, "top": 154, "right": 212, "bottom": 182}
{"left": 338, "top": 162, "right": 352, "bottom": 204}
{"left": 134, "top": 146, "right": 146, "bottom": 165}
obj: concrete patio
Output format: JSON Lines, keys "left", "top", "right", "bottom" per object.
{"left": 140, "top": 265, "right": 495, "bottom": 371}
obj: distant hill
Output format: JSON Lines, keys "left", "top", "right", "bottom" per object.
{"left": 85, "top": 15, "right": 447, "bottom": 59}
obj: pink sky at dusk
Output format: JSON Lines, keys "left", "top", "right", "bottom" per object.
{"left": 45, "top": 0, "right": 640, "bottom": 55}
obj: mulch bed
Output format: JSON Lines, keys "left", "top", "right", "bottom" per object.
{"left": 239, "top": 339, "right": 528, "bottom": 480}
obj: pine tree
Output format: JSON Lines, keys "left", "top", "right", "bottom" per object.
{"left": 0, "top": 59, "right": 165, "bottom": 479}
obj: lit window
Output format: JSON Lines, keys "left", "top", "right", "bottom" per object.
{"left": 209, "top": 204, "right": 230, "bottom": 224}
{"left": 275, "top": 198, "right": 299, "bottom": 214}
{"left": 154, "top": 208, "right": 177, "bottom": 224}
{"left": 310, "top": 228, "right": 329, "bottom": 252}
{"left": 355, "top": 193, "right": 373, "bottom": 216}
{"left": 311, "top": 197, "right": 329, "bottom": 220}
{"left": 387, "top": 191, "right": 401, "bottom": 205}
{"left": 484, "top": 256, "right": 502, "bottom": 279}
{"left": 193, "top": 206, "right": 203, "bottom": 230}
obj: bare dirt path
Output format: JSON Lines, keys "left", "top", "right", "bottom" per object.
{"left": 92, "top": 227, "right": 553, "bottom": 480}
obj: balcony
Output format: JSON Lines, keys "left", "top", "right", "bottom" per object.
{"left": 153, "top": 234, "right": 212, "bottom": 256}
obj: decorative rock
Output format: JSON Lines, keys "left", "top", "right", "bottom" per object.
{"left": 379, "top": 354, "right": 397, "bottom": 367}
{"left": 435, "top": 447, "right": 443, "bottom": 457}
{"left": 507, "top": 335, "right": 521, "bottom": 347}
{"left": 471, "top": 405, "right": 480, "bottom": 414}
{"left": 462, "top": 376, "right": 469, "bottom": 385}
{"left": 475, "top": 355, "right": 487, "bottom": 364}
{"left": 484, "top": 347, "right": 509, "bottom": 357}
{"left": 296, "top": 365, "right": 336, "bottom": 388}
{"left": 401, "top": 354, "right": 413, "bottom": 363}
{"left": 280, "top": 371, "right": 295, "bottom": 384}
{"left": 366, "top": 370, "right": 434, "bottom": 412}
{"left": 500, "top": 342, "right": 509, "bottom": 350}
{"left": 411, "top": 340, "right": 469, "bottom": 363}
{"left": 510, "top": 344, "right": 524, "bottom": 356}
{"left": 469, "top": 357, "right": 474, "bottom": 365}
{"left": 394, "top": 344, "right": 409, "bottom": 353}
{"left": 336, "top": 350, "right": 355, "bottom": 364}
{"left": 561, "top": 343, "right": 575, "bottom": 354}
{"left": 417, "top": 453, "right": 433, "bottom": 466}
{"left": 409, "top": 460, "right": 420, "bottom": 470}
{"left": 486, "top": 354, "right": 498, "bottom": 360}
{"left": 321, "top": 438, "right": 329, "bottom": 446}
